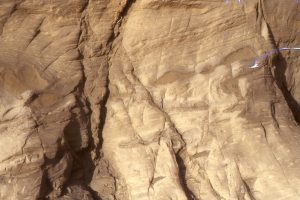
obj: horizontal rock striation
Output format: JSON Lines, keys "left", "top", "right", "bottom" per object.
{"left": 0, "top": 0, "right": 300, "bottom": 199}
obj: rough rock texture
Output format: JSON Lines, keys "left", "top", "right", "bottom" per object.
{"left": 0, "top": 0, "right": 300, "bottom": 199}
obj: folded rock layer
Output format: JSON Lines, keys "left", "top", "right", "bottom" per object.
{"left": 0, "top": 0, "right": 300, "bottom": 200}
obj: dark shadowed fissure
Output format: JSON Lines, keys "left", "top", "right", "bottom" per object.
{"left": 273, "top": 53, "right": 300, "bottom": 124}
{"left": 76, "top": 53, "right": 103, "bottom": 200}
{"left": 266, "top": 24, "right": 300, "bottom": 124}
{"left": 75, "top": 0, "right": 138, "bottom": 199}
{"left": 176, "top": 152, "right": 198, "bottom": 200}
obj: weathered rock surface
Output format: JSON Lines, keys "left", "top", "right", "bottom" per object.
{"left": 0, "top": 0, "right": 300, "bottom": 199}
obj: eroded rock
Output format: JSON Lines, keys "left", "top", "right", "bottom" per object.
{"left": 0, "top": 0, "right": 300, "bottom": 200}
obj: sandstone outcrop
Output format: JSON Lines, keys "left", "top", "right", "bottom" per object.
{"left": 0, "top": 0, "right": 300, "bottom": 199}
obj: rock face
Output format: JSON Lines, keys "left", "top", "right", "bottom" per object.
{"left": 0, "top": 0, "right": 300, "bottom": 199}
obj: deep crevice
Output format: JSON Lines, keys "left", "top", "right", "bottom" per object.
{"left": 175, "top": 152, "right": 198, "bottom": 200}
{"left": 264, "top": 22, "right": 300, "bottom": 124}
{"left": 73, "top": 1, "right": 137, "bottom": 199}
{"left": 105, "top": 0, "right": 136, "bottom": 48}
{"left": 96, "top": 79, "right": 109, "bottom": 154}
{"left": 273, "top": 52, "right": 300, "bottom": 124}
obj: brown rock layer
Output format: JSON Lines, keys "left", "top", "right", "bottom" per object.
{"left": 0, "top": 0, "right": 300, "bottom": 200}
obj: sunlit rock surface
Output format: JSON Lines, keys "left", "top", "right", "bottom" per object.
{"left": 0, "top": 0, "right": 300, "bottom": 199}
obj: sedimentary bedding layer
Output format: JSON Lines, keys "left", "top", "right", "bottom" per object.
{"left": 0, "top": 0, "right": 300, "bottom": 199}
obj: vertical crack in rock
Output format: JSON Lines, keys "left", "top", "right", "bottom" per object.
{"left": 175, "top": 151, "right": 198, "bottom": 200}
{"left": 74, "top": 1, "right": 105, "bottom": 199}
{"left": 260, "top": 122, "right": 268, "bottom": 143}
{"left": 258, "top": 1, "right": 300, "bottom": 124}
{"left": 1, "top": 0, "right": 300, "bottom": 200}
{"left": 274, "top": 52, "right": 300, "bottom": 123}
{"left": 255, "top": 6, "right": 300, "bottom": 196}
{"left": 77, "top": 0, "right": 139, "bottom": 199}
{"left": 122, "top": 28, "right": 193, "bottom": 200}
{"left": 120, "top": 44, "right": 186, "bottom": 149}
{"left": 106, "top": 0, "right": 137, "bottom": 49}
{"left": 241, "top": 180, "right": 256, "bottom": 200}
{"left": 270, "top": 101, "right": 280, "bottom": 128}
{"left": 129, "top": 62, "right": 192, "bottom": 197}
{"left": 92, "top": 0, "right": 137, "bottom": 156}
